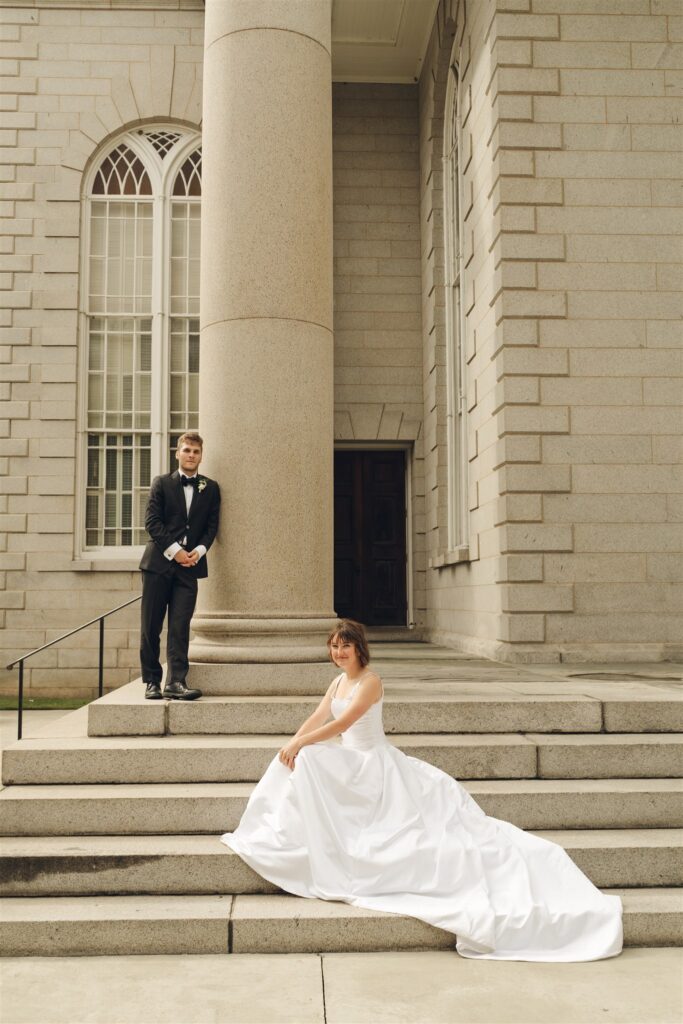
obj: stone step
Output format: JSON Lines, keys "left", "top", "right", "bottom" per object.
{"left": 88, "top": 686, "right": 605, "bottom": 737}
{"left": 602, "top": 698, "right": 683, "bottom": 733}
{"left": 1, "top": 830, "right": 680, "bottom": 896}
{"left": 1, "top": 778, "right": 681, "bottom": 836}
{"left": 529, "top": 733, "right": 683, "bottom": 779}
{"left": 0, "top": 735, "right": 535, "bottom": 784}
{"left": 0, "top": 890, "right": 679, "bottom": 956}
{"left": 229, "top": 891, "right": 683, "bottom": 953}
{"left": 4, "top": 733, "right": 681, "bottom": 786}
{"left": 230, "top": 891, "right": 683, "bottom": 953}
{"left": 0, "top": 895, "right": 231, "bottom": 956}
{"left": 87, "top": 683, "right": 683, "bottom": 738}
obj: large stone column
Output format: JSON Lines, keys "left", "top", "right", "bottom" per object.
{"left": 189, "top": 0, "right": 336, "bottom": 693}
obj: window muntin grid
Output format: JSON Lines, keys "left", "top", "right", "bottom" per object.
{"left": 169, "top": 317, "right": 200, "bottom": 433}
{"left": 89, "top": 201, "right": 153, "bottom": 315}
{"left": 170, "top": 202, "right": 200, "bottom": 316}
{"left": 168, "top": 314, "right": 199, "bottom": 469}
{"left": 86, "top": 433, "right": 151, "bottom": 547}
{"left": 87, "top": 317, "right": 152, "bottom": 431}
{"left": 83, "top": 130, "right": 201, "bottom": 551}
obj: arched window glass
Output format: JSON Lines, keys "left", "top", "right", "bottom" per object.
{"left": 443, "top": 63, "right": 468, "bottom": 550}
{"left": 91, "top": 144, "right": 153, "bottom": 196}
{"left": 145, "top": 130, "right": 183, "bottom": 158}
{"left": 82, "top": 128, "right": 201, "bottom": 551}
{"left": 173, "top": 150, "right": 202, "bottom": 197}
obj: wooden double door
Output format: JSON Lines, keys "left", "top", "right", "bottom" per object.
{"left": 334, "top": 450, "right": 407, "bottom": 627}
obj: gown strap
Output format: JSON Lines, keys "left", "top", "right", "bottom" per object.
{"left": 333, "top": 671, "right": 380, "bottom": 700}
{"left": 335, "top": 672, "right": 367, "bottom": 700}
{"left": 351, "top": 671, "right": 383, "bottom": 700}
{"left": 350, "top": 671, "right": 383, "bottom": 700}
{"left": 351, "top": 669, "right": 372, "bottom": 694}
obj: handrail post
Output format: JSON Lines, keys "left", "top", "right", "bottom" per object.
{"left": 17, "top": 660, "right": 24, "bottom": 741}
{"left": 98, "top": 617, "right": 105, "bottom": 698}
{"left": 9, "top": 592, "right": 142, "bottom": 740}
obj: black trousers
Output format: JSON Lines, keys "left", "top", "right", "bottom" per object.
{"left": 140, "top": 568, "right": 198, "bottom": 685}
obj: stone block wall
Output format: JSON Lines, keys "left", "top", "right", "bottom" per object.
{"left": 518, "top": 0, "right": 682, "bottom": 660}
{"left": 332, "top": 82, "right": 425, "bottom": 627}
{"left": 421, "top": 0, "right": 682, "bottom": 662}
{"left": 420, "top": 0, "right": 505, "bottom": 654}
{"left": 0, "top": 1, "right": 204, "bottom": 696}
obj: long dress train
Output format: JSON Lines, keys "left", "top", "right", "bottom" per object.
{"left": 220, "top": 678, "right": 623, "bottom": 961}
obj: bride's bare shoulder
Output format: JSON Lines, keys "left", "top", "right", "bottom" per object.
{"left": 361, "top": 670, "right": 383, "bottom": 698}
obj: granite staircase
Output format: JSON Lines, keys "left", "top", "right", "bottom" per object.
{"left": 1, "top": 644, "right": 682, "bottom": 956}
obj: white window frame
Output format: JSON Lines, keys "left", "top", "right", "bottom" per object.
{"left": 75, "top": 125, "right": 201, "bottom": 559}
{"left": 443, "top": 61, "right": 469, "bottom": 553}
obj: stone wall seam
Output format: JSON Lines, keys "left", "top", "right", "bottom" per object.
{"left": 204, "top": 28, "right": 332, "bottom": 62}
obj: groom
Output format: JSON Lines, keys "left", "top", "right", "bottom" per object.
{"left": 139, "top": 431, "right": 221, "bottom": 700}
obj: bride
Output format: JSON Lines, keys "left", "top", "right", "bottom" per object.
{"left": 221, "top": 620, "right": 623, "bottom": 961}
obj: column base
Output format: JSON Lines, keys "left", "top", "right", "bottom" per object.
{"left": 187, "top": 614, "right": 338, "bottom": 694}
{"left": 187, "top": 661, "right": 335, "bottom": 695}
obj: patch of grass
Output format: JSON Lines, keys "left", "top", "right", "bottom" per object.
{"left": 0, "top": 697, "right": 89, "bottom": 711}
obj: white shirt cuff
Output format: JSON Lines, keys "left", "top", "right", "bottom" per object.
{"left": 193, "top": 545, "right": 207, "bottom": 561}
{"left": 164, "top": 542, "right": 182, "bottom": 560}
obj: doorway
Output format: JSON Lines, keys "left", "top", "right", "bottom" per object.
{"left": 334, "top": 449, "right": 408, "bottom": 627}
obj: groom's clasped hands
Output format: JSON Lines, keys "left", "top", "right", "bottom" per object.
{"left": 174, "top": 548, "right": 200, "bottom": 567}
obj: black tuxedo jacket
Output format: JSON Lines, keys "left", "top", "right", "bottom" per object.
{"left": 139, "top": 471, "right": 221, "bottom": 579}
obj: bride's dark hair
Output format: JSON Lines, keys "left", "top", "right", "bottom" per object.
{"left": 327, "top": 619, "right": 370, "bottom": 668}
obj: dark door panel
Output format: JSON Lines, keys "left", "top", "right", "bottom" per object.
{"left": 334, "top": 450, "right": 407, "bottom": 626}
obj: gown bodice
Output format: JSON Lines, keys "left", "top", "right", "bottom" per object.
{"left": 330, "top": 674, "right": 387, "bottom": 752}
{"left": 331, "top": 690, "right": 387, "bottom": 751}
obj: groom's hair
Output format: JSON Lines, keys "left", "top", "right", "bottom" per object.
{"left": 177, "top": 431, "right": 203, "bottom": 449}
{"left": 327, "top": 619, "right": 370, "bottom": 667}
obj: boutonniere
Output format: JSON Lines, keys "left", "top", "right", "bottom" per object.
{"left": 197, "top": 478, "right": 207, "bottom": 493}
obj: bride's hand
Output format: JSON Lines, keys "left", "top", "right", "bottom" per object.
{"left": 279, "top": 738, "right": 301, "bottom": 770}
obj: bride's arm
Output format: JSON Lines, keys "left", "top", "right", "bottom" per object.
{"left": 279, "top": 673, "right": 382, "bottom": 768}
{"left": 290, "top": 677, "right": 338, "bottom": 740}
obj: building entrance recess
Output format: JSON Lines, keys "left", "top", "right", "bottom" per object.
{"left": 334, "top": 450, "right": 407, "bottom": 627}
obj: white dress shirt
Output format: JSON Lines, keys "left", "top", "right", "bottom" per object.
{"left": 163, "top": 474, "right": 207, "bottom": 562}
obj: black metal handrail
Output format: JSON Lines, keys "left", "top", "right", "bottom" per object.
{"left": 6, "top": 594, "right": 142, "bottom": 740}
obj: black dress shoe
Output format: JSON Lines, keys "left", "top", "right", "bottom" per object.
{"left": 145, "top": 682, "right": 162, "bottom": 700}
{"left": 162, "top": 680, "right": 202, "bottom": 701}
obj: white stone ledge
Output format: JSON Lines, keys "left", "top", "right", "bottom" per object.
{"left": 69, "top": 558, "right": 140, "bottom": 573}
{"left": 429, "top": 546, "right": 470, "bottom": 569}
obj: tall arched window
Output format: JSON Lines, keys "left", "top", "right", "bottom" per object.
{"left": 443, "top": 63, "right": 468, "bottom": 550}
{"left": 81, "top": 127, "right": 201, "bottom": 551}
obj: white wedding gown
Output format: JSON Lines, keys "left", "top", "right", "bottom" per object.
{"left": 221, "top": 678, "right": 623, "bottom": 961}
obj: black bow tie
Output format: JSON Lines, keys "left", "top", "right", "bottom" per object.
{"left": 181, "top": 476, "right": 197, "bottom": 488}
